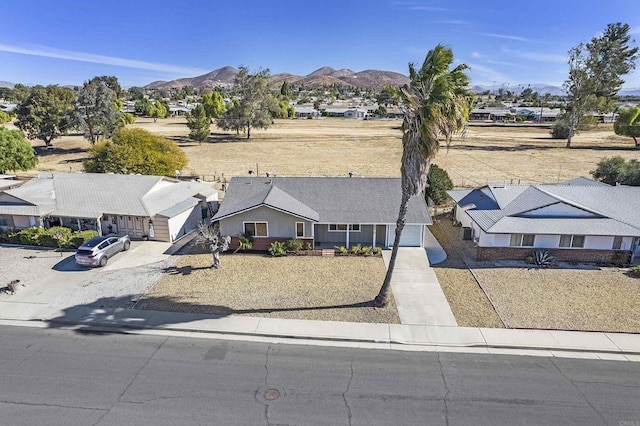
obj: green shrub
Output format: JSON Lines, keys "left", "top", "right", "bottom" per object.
{"left": 335, "top": 245, "right": 349, "bottom": 255}
{"left": 70, "top": 230, "right": 99, "bottom": 248}
{"left": 6, "top": 231, "right": 22, "bottom": 244}
{"left": 235, "top": 233, "right": 254, "bottom": 252}
{"left": 284, "top": 238, "right": 304, "bottom": 253}
{"left": 550, "top": 121, "right": 570, "bottom": 139}
{"left": 38, "top": 226, "right": 72, "bottom": 248}
{"left": 350, "top": 244, "right": 362, "bottom": 255}
{"left": 268, "top": 241, "right": 287, "bottom": 257}
{"left": 372, "top": 246, "right": 382, "bottom": 256}
{"left": 18, "top": 227, "right": 45, "bottom": 245}
{"left": 304, "top": 242, "right": 313, "bottom": 254}
{"left": 525, "top": 256, "right": 535, "bottom": 264}
{"left": 629, "top": 265, "right": 640, "bottom": 277}
{"left": 360, "top": 246, "right": 372, "bottom": 256}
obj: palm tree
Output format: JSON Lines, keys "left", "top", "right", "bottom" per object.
{"left": 374, "top": 45, "right": 474, "bottom": 307}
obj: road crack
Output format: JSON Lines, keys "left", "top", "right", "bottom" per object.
{"left": 548, "top": 358, "right": 608, "bottom": 425}
{"left": 437, "top": 352, "right": 450, "bottom": 426}
{"left": 342, "top": 360, "right": 354, "bottom": 426}
{"left": 92, "top": 336, "right": 168, "bottom": 426}
{"left": 0, "top": 399, "right": 106, "bottom": 412}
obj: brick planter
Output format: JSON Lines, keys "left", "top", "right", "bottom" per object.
{"left": 476, "top": 246, "right": 629, "bottom": 264}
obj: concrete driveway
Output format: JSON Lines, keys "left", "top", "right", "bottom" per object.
{"left": 0, "top": 242, "right": 177, "bottom": 317}
{"left": 382, "top": 248, "right": 457, "bottom": 327}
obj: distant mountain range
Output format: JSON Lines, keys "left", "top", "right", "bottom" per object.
{"left": 0, "top": 81, "right": 14, "bottom": 89}
{"left": 144, "top": 66, "right": 411, "bottom": 90}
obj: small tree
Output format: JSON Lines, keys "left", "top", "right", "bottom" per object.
{"left": 614, "top": 106, "right": 640, "bottom": 147}
{"left": 15, "top": 85, "right": 76, "bottom": 147}
{"left": 186, "top": 104, "right": 210, "bottom": 143}
{"left": 201, "top": 91, "right": 226, "bottom": 121}
{"left": 75, "top": 77, "right": 121, "bottom": 144}
{"left": 426, "top": 164, "right": 453, "bottom": 205}
{"left": 150, "top": 100, "right": 167, "bottom": 122}
{"left": 217, "top": 67, "right": 275, "bottom": 139}
{"left": 0, "top": 126, "right": 37, "bottom": 174}
{"left": 83, "top": 128, "right": 187, "bottom": 175}
{"left": 194, "top": 222, "right": 231, "bottom": 269}
{"left": 592, "top": 156, "right": 640, "bottom": 186}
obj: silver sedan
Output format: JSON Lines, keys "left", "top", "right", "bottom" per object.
{"left": 74, "top": 235, "right": 131, "bottom": 267}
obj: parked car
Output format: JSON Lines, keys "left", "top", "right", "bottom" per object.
{"left": 74, "top": 235, "right": 131, "bottom": 267}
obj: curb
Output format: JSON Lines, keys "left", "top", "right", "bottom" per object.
{"left": 5, "top": 316, "right": 636, "bottom": 360}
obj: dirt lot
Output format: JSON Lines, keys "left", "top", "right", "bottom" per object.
{"left": 138, "top": 251, "right": 399, "bottom": 324}
{"left": 13, "top": 117, "right": 640, "bottom": 186}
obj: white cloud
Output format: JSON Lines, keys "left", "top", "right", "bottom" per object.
{"left": 470, "top": 52, "right": 517, "bottom": 67}
{"left": 502, "top": 48, "right": 567, "bottom": 64}
{"left": 0, "top": 43, "right": 209, "bottom": 76}
{"left": 474, "top": 32, "right": 530, "bottom": 42}
{"left": 466, "top": 62, "right": 515, "bottom": 86}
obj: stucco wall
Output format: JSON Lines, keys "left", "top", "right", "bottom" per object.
{"left": 219, "top": 206, "right": 312, "bottom": 238}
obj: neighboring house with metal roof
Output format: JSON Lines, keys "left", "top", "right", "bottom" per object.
{"left": 0, "top": 172, "right": 218, "bottom": 243}
{"left": 212, "top": 177, "right": 431, "bottom": 250}
{"left": 448, "top": 178, "right": 640, "bottom": 263}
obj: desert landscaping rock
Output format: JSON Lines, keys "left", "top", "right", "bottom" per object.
{"left": 139, "top": 252, "right": 399, "bottom": 323}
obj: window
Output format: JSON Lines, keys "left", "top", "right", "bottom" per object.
{"left": 613, "top": 236, "right": 623, "bottom": 250}
{"left": 510, "top": 233, "right": 535, "bottom": 247}
{"left": 559, "top": 235, "right": 585, "bottom": 248}
{"left": 296, "top": 222, "right": 305, "bottom": 238}
{"left": 0, "top": 216, "right": 8, "bottom": 227}
{"left": 328, "top": 224, "right": 360, "bottom": 232}
{"left": 244, "top": 222, "right": 268, "bottom": 237}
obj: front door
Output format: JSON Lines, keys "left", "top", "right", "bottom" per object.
{"left": 117, "top": 216, "right": 139, "bottom": 237}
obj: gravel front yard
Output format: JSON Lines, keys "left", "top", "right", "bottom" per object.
{"left": 138, "top": 252, "right": 399, "bottom": 323}
{"left": 474, "top": 267, "right": 640, "bottom": 333}
{"left": 429, "top": 223, "right": 505, "bottom": 328}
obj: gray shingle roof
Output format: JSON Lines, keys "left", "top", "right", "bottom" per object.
{"left": 0, "top": 173, "right": 216, "bottom": 220}
{"left": 451, "top": 179, "right": 640, "bottom": 236}
{"left": 213, "top": 177, "right": 431, "bottom": 225}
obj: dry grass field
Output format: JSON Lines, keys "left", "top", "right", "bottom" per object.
{"left": 14, "top": 117, "right": 640, "bottom": 186}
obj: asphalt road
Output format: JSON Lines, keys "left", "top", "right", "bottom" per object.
{"left": 1, "top": 326, "right": 639, "bottom": 426}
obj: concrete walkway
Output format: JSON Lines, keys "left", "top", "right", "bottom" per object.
{"left": 382, "top": 248, "right": 457, "bottom": 327}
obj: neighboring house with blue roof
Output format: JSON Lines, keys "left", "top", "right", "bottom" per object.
{"left": 448, "top": 178, "right": 640, "bottom": 263}
{"left": 0, "top": 172, "right": 218, "bottom": 243}
{"left": 212, "top": 177, "right": 431, "bottom": 250}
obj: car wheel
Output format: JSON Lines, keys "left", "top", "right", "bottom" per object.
{"left": 99, "top": 257, "right": 108, "bottom": 267}
{"left": 123, "top": 241, "right": 131, "bottom": 251}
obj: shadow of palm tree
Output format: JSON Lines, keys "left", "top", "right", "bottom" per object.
{"left": 45, "top": 294, "right": 382, "bottom": 335}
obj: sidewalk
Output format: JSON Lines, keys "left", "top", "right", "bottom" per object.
{"left": 1, "top": 304, "right": 639, "bottom": 361}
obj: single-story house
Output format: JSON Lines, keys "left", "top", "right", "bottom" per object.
{"left": 344, "top": 108, "right": 368, "bottom": 119}
{"left": 212, "top": 177, "right": 432, "bottom": 250}
{"left": 0, "top": 172, "right": 218, "bottom": 243}
{"left": 448, "top": 177, "right": 640, "bottom": 263}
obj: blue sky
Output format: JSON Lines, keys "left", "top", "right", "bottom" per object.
{"left": 2, "top": 0, "right": 640, "bottom": 89}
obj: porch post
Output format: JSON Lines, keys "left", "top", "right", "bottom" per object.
{"left": 97, "top": 216, "right": 102, "bottom": 236}
{"left": 77, "top": 218, "right": 81, "bottom": 231}
{"left": 346, "top": 225, "right": 350, "bottom": 249}
{"left": 372, "top": 225, "right": 376, "bottom": 247}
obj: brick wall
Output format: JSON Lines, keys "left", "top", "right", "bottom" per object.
{"left": 228, "top": 236, "right": 314, "bottom": 251}
{"left": 476, "top": 246, "right": 628, "bottom": 264}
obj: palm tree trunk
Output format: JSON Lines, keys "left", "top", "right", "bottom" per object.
{"left": 374, "top": 190, "right": 411, "bottom": 307}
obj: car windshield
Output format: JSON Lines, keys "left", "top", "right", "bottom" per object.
{"left": 76, "top": 249, "right": 94, "bottom": 256}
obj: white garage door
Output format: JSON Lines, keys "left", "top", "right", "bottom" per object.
{"left": 387, "top": 225, "right": 423, "bottom": 247}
